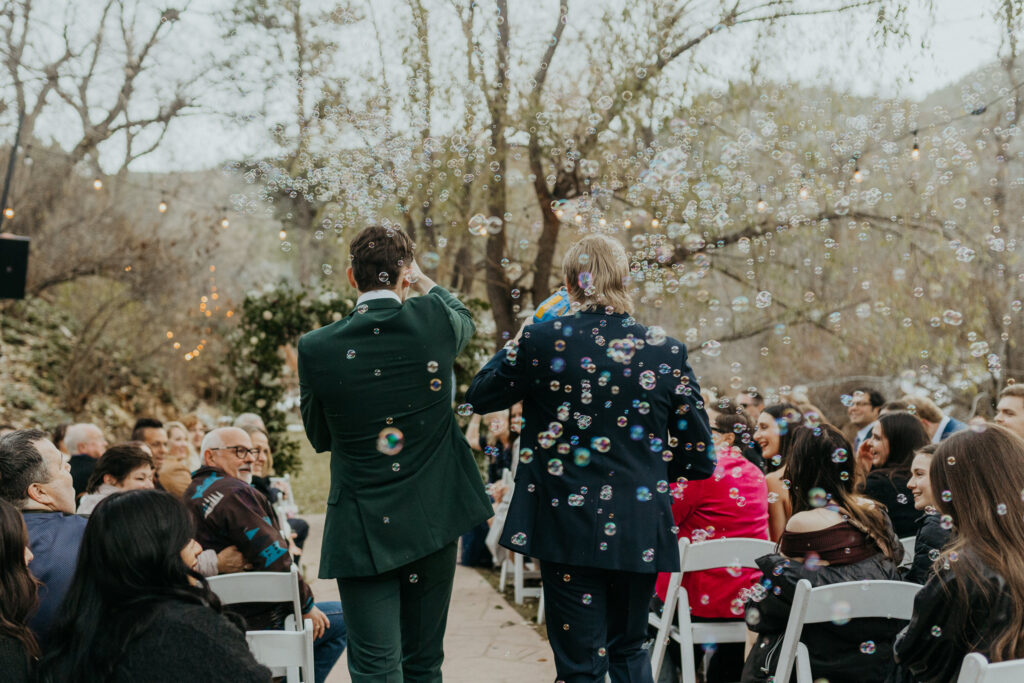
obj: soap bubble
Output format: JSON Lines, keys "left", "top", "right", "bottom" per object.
{"left": 376, "top": 428, "right": 404, "bottom": 455}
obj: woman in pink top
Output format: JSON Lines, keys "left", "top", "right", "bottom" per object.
{"left": 654, "top": 411, "right": 770, "bottom": 683}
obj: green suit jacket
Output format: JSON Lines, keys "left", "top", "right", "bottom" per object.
{"left": 298, "top": 286, "right": 492, "bottom": 579}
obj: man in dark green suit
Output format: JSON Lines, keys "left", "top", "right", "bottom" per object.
{"left": 298, "top": 225, "right": 492, "bottom": 682}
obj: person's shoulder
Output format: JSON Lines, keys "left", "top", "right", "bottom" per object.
{"left": 298, "top": 318, "right": 346, "bottom": 348}
{"left": 785, "top": 508, "right": 845, "bottom": 534}
{"left": 134, "top": 602, "right": 246, "bottom": 651}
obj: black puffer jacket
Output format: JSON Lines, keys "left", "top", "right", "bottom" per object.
{"left": 890, "top": 552, "right": 1014, "bottom": 683}
{"left": 904, "top": 514, "right": 951, "bottom": 585}
{"left": 741, "top": 552, "right": 906, "bottom": 683}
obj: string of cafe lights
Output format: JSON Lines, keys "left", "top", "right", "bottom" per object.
{"left": 846, "top": 78, "right": 1024, "bottom": 184}
{"left": 0, "top": 141, "right": 247, "bottom": 363}
{"left": 2, "top": 141, "right": 237, "bottom": 228}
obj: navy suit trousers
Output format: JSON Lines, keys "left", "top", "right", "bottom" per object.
{"left": 541, "top": 561, "right": 657, "bottom": 683}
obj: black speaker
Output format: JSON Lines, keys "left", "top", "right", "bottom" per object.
{"left": 0, "top": 235, "right": 29, "bottom": 300}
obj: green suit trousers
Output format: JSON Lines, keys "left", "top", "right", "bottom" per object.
{"left": 337, "top": 541, "right": 458, "bottom": 682}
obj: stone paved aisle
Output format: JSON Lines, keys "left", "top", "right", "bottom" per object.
{"left": 299, "top": 514, "right": 556, "bottom": 682}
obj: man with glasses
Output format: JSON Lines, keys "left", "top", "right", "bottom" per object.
{"left": 184, "top": 427, "right": 347, "bottom": 683}
{"left": 735, "top": 390, "right": 764, "bottom": 422}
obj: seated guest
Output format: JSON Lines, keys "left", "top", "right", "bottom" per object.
{"left": 714, "top": 412, "right": 764, "bottom": 471}
{"left": 185, "top": 427, "right": 346, "bottom": 683}
{"left": 742, "top": 425, "right": 905, "bottom": 683}
{"left": 240, "top": 425, "right": 309, "bottom": 552}
{"left": 182, "top": 414, "right": 208, "bottom": 452}
{"left": 654, "top": 424, "right": 769, "bottom": 682}
{"left": 904, "top": 444, "right": 949, "bottom": 585}
{"left": 166, "top": 420, "right": 201, "bottom": 473}
{"left": 233, "top": 412, "right": 267, "bottom": 433}
{"left": 40, "top": 490, "right": 272, "bottom": 683}
{"left": 892, "top": 426, "right": 1024, "bottom": 681}
{"left": 847, "top": 388, "right": 885, "bottom": 451}
{"left": 753, "top": 403, "right": 804, "bottom": 541}
{"left": 993, "top": 383, "right": 1024, "bottom": 439}
{"left": 736, "top": 390, "right": 765, "bottom": 423}
{"left": 465, "top": 411, "right": 515, "bottom": 484}
{"left": 64, "top": 423, "right": 108, "bottom": 499}
{"left": 76, "top": 445, "right": 155, "bottom": 515}
{"left": 863, "top": 412, "right": 930, "bottom": 538}
{"left": 900, "top": 395, "right": 966, "bottom": 443}
{"left": 0, "top": 498, "right": 40, "bottom": 683}
{"left": 132, "top": 418, "right": 190, "bottom": 497}
{"left": 51, "top": 424, "right": 69, "bottom": 455}
{"left": 0, "top": 430, "right": 86, "bottom": 646}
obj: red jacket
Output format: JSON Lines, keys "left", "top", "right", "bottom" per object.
{"left": 655, "top": 448, "right": 770, "bottom": 618}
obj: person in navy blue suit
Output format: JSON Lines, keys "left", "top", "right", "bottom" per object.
{"left": 467, "top": 233, "right": 715, "bottom": 683}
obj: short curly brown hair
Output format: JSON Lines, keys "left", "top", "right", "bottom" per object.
{"left": 349, "top": 226, "right": 415, "bottom": 292}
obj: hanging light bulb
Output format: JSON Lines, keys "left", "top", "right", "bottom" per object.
{"left": 279, "top": 229, "right": 287, "bottom": 240}
{"left": 911, "top": 141, "right": 920, "bottom": 161}
{"left": 93, "top": 178, "right": 103, "bottom": 190}
{"left": 2, "top": 207, "right": 13, "bottom": 219}
{"left": 756, "top": 197, "right": 768, "bottom": 213}
{"left": 158, "top": 199, "right": 169, "bottom": 213}
{"left": 651, "top": 218, "right": 660, "bottom": 228}
{"left": 852, "top": 167, "right": 863, "bottom": 183}
{"left": 799, "top": 185, "right": 810, "bottom": 200}
{"left": 220, "top": 217, "right": 230, "bottom": 229}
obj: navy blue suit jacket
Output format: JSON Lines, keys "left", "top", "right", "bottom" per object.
{"left": 939, "top": 417, "right": 967, "bottom": 440}
{"left": 465, "top": 311, "right": 715, "bottom": 573}
{"left": 23, "top": 511, "right": 87, "bottom": 646}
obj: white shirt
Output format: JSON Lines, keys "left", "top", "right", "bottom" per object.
{"left": 931, "top": 416, "right": 951, "bottom": 444}
{"left": 356, "top": 290, "right": 402, "bottom": 306}
{"left": 854, "top": 423, "right": 874, "bottom": 451}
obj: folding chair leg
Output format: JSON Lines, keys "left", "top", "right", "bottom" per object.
{"left": 536, "top": 590, "right": 545, "bottom": 625}
{"left": 499, "top": 557, "right": 508, "bottom": 592}
{"left": 649, "top": 573, "right": 681, "bottom": 680}
{"left": 514, "top": 553, "right": 524, "bottom": 604}
{"left": 796, "top": 642, "right": 813, "bottom": 683}
{"left": 677, "top": 593, "right": 698, "bottom": 683}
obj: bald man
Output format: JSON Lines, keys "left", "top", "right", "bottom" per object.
{"left": 64, "top": 423, "right": 108, "bottom": 498}
{"left": 184, "top": 428, "right": 347, "bottom": 683}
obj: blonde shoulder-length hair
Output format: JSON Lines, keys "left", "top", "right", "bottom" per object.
{"left": 562, "top": 233, "right": 633, "bottom": 314}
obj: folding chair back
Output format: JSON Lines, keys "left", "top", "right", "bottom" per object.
{"left": 246, "top": 619, "right": 315, "bottom": 683}
{"left": 649, "top": 537, "right": 776, "bottom": 682}
{"left": 956, "top": 652, "right": 1024, "bottom": 683}
{"left": 207, "top": 563, "right": 304, "bottom": 629}
{"left": 774, "top": 579, "right": 921, "bottom": 683}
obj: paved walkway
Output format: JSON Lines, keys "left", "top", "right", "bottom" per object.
{"left": 300, "top": 514, "right": 556, "bottom": 682}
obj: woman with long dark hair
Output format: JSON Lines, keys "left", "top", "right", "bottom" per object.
{"left": 742, "top": 425, "right": 904, "bottom": 682}
{"left": 40, "top": 490, "right": 270, "bottom": 683}
{"left": 892, "top": 425, "right": 1024, "bottom": 682}
{"left": 863, "top": 412, "right": 930, "bottom": 537}
{"left": 753, "top": 403, "right": 805, "bottom": 540}
{"left": 0, "top": 498, "right": 39, "bottom": 683}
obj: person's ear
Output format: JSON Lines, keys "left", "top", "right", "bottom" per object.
{"left": 103, "top": 474, "right": 118, "bottom": 487}
{"left": 203, "top": 449, "right": 216, "bottom": 468}
{"left": 25, "top": 482, "right": 52, "bottom": 508}
{"left": 346, "top": 266, "right": 358, "bottom": 290}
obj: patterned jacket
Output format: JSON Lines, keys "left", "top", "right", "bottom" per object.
{"left": 184, "top": 466, "right": 314, "bottom": 628}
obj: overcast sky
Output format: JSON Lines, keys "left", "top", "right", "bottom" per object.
{"left": 9, "top": 1, "right": 1008, "bottom": 173}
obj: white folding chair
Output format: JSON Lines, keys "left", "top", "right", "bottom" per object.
{"left": 246, "top": 619, "right": 315, "bottom": 683}
{"left": 774, "top": 579, "right": 922, "bottom": 683}
{"left": 957, "top": 652, "right": 1024, "bottom": 683}
{"left": 648, "top": 537, "right": 777, "bottom": 682}
{"left": 207, "top": 564, "right": 305, "bottom": 680}
{"left": 899, "top": 535, "right": 916, "bottom": 569}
